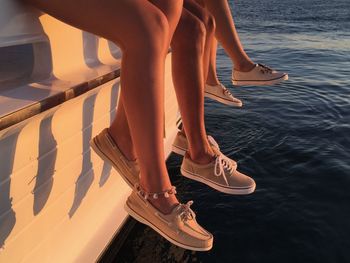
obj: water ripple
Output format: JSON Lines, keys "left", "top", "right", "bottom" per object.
{"left": 116, "top": 0, "right": 350, "bottom": 262}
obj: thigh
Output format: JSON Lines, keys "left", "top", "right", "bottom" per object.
{"left": 21, "top": 0, "right": 167, "bottom": 50}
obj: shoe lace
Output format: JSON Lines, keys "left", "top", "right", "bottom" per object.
{"left": 178, "top": 201, "right": 194, "bottom": 222}
{"left": 214, "top": 154, "right": 234, "bottom": 185}
{"left": 221, "top": 85, "right": 233, "bottom": 97}
{"left": 258, "top": 63, "right": 273, "bottom": 74}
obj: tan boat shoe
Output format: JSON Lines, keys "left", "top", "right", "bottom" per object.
{"left": 172, "top": 132, "right": 237, "bottom": 170}
{"left": 90, "top": 128, "right": 139, "bottom": 187}
{"left": 205, "top": 83, "right": 243, "bottom": 107}
{"left": 181, "top": 152, "right": 255, "bottom": 195}
{"left": 125, "top": 184, "right": 213, "bottom": 251}
{"left": 232, "top": 63, "right": 288, "bottom": 86}
{"left": 172, "top": 132, "right": 220, "bottom": 156}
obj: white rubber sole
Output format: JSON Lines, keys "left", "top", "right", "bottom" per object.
{"left": 90, "top": 138, "right": 134, "bottom": 188}
{"left": 204, "top": 92, "right": 242, "bottom": 107}
{"left": 172, "top": 145, "right": 186, "bottom": 156}
{"left": 181, "top": 168, "right": 255, "bottom": 195}
{"left": 124, "top": 202, "right": 213, "bottom": 251}
{"left": 232, "top": 74, "right": 288, "bottom": 86}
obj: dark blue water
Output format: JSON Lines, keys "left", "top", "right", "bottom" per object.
{"left": 115, "top": 0, "right": 350, "bottom": 262}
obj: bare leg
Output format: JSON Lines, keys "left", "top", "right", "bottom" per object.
{"left": 111, "top": 0, "right": 217, "bottom": 165}
{"left": 109, "top": 98, "right": 136, "bottom": 161}
{"left": 171, "top": 0, "right": 216, "bottom": 164}
{"left": 109, "top": 0, "right": 183, "bottom": 163}
{"left": 183, "top": 1, "right": 214, "bottom": 83}
{"left": 206, "top": 38, "right": 221, "bottom": 85}
{"left": 148, "top": 0, "right": 182, "bottom": 44}
{"left": 23, "top": 0, "right": 183, "bottom": 213}
{"left": 204, "top": 0, "right": 254, "bottom": 72}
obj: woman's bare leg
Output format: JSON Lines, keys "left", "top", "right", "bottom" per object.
{"left": 203, "top": 0, "right": 287, "bottom": 89}
{"left": 204, "top": 0, "right": 254, "bottom": 72}
{"left": 171, "top": 0, "right": 216, "bottom": 164}
{"left": 206, "top": 38, "right": 221, "bottom": 86}
{"left": 23, "top": 0, "right": 183, "bottom": 213}
{"left": 110, "top": 0, "right": 216, "bottom": 166}
{"left": 109, "top": 0, "right": 183, "bottom": 163}
{"left": 109, "top": 98, "right": 136, "bottom": 161}
{"left": 148, "top": 0, "right": 183, "bottom": 44}
{"left": 201, "top": 0, "right": 255, "bottom": 85}
{"left": 111, "top": 0, "right": 217, "bottom": 165}
{"left": 183, "top": 2, "right": 214, "bottom": 83}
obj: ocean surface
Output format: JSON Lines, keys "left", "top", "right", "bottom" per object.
{"left": 116, "top": 0, "right": 350, "bottom": 262}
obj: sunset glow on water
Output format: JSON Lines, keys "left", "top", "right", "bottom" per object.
{"left": 115, "top": 0, "right": 350, "bottom": 262}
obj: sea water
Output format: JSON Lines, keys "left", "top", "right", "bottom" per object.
{"left": 116, "top": 0, "right": 350, "bottom": 262}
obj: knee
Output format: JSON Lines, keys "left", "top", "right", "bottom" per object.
{"left": 202, "top": 13, "right": 215, "bottom": 35}
{"left": 191, "top": 7, "right": 215, "bottom": 36}
{"left": 151, "top": 11, "right": 170, "bottom": 42}
{"left": 172, "top": 16, "right": 206, "bottom": 52}
{"left": 142, "top": 12, "right": 169, "bottom": 54}
{"left": 188, "top": 19, "right": 206, "bottom": 44}
{"left": 125, "top": 11, "right": 169, "bottom": 55}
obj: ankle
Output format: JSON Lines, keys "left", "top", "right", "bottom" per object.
{"left": 188, "top": 146, "right": 215, "bottom": 165}
{"left": 206, "top": 77, "right": 221, "bottom": 86}
{"left": 234, "top": 60, "right": 255, "bottom": 72}
{"left": 137, "top": 184, "right": 179, "bottom": 214}
{"left": 206, "top": 80, "right": 221, "bottom": 86}
{"left": 149, "top": 196, "right": 179, "bottom": 214}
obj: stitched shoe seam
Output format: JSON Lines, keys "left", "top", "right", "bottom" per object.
{"left": 93, "top": 138, "right": 134, "bottom": 185}
{"left": 182, "top": 168, "right": 254, "bottom": 190}
{"left": 232, "top": 74, "right": 287, "bottom": 82}
{"left": 205, "top": 91, "right": 234, "bottom": 102}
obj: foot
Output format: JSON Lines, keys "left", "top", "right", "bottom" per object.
{"left": 232, "top": 64, "right": 288, "bottom": 86}
{"left": 172, "top": 131, "right": 216, "bottom": 164}
{"left": 189, "top": 141, "right": 217, "bottom": 165}
{"left": 109, "top": 130, "right": 137, "bottom": 161}
{"left": 172, "top": 132, "right": 237, "bottom": 170}
{"left": 90, "top": 128, "right": 140, "bottom": 187}
{"left": 143, "top": 187, "right": 180, "bottom": 215}
{"left": 172, "top": 131, "right": 220, "bottom": 156}
{"left": 181, "top": 152, "right": 255, "bottom": 195}
{"left": 205, "top": 83, "right": 243, "bottom": 107}
{"left": 234, "top": 60, "right": 256, "bottom": 73}
{"left": 125, "top": 184, "right": 213, "bottom": 251}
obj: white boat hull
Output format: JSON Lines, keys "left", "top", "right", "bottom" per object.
{"left": 0, "top": 2, "right": 180, "bottom": 261}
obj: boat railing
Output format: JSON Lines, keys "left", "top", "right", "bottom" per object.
{"left": 0, "top": 0, "right": 122, "bottom": 131}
